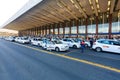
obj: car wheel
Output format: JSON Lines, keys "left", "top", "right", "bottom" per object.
{"left": 96, "top": 47, "right": 102, "bottom": 52}
{"left": 85, "top": 44, "right": 88, "bottom": 47}
{"left": 31, "top": 42, "right": 34, "bottom": 45}
{"left": 42, "top": 46, "right": 46, "bottom": 50}
{"left": 38, "top": 43, "right": 40, "bottom": 47}
{"left": 55, "top": 47, "right": 60, "bottom": 52}
{"left": 73, "top": 45, "right": 77, "bottom": 48}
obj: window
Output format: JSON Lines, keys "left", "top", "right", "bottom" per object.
{"left": 65, "top": 27, "right": 69, "bottom": 34}
{"left": 50, "top": 28, "right": 53, "bottom": 34}
{"left": 103, "top": 40, "right": 110, "bottom": 44}
{"left": 59, "top": 28, "right": 63, "bottom": 34}
{"left": 112, "top": 22, "right": 120, "bottom": 33}
{"left": 71, "top": 26, "right": 77, "bottom": 34}
{"left": 71, "top": 20, "right": 77, "bottom": 34}
{"left": 79, "top": 25, "right": 85, "bottom": 33}
{"left": 98, "top": 40, "right": 110, "bottom": 44}
{"left": 88, "top": 24, "right": 96, "bottom": 33}
{"left": 98, "top": 23, "right": 109, "bottom": 33}
{"left": 63, "top": 39, "right": 67, "bottom": 41}
{"left": 47, "top": 29, "right": 49, "bottom": 34}
{"left": 55, "top": 28, "right": 58, "bottom": 34}
{"left": 113, "top": 41, "right": 120, "bottom": 46}
{"left": 67, "top": 40, "right": 73, "bottom": 42}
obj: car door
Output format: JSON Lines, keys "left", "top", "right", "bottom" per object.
{"left": 110, "top": 41, "right": 120, "bottom": 53}
{"left": 101, "top": 40, "right": 111, "bottom": 52}
{"left": 46, "top": 41, "right": 55, "bottom": 50}
{"left": 34, "top": 39, "right": 37, "bottom": 45}
{"left": 37, "top": 39, "right": 42, "bottom": 46}
{"left": 67, "top": 40, "right": 73, "bottom": 47}
{"left": 62, "top": 39, "right": 69, "bottom": 45}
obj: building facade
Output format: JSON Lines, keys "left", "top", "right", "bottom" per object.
{"left": 19, "top": 11, "right": 120, "bottom": 39}
{"left": 3, "top": 0, "right": 120, "bottom": 39}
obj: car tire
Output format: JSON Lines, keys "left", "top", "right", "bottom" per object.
{"left": 55, "top": 47, "right": 60, "bottom": 52}
{"left": 85, "top": 44, "right": 89, "bottom": 47}
{"left": 31, "top": 42, "right": 34, "bottom": 45}
{"left": 38, "top": 43, "right": 40, "bottom": 47}
{"left": 73, "top": 45, "right": 77, "bottom": 48}
{"left": 96, "top": 47, "right": 102, "bottom": 52}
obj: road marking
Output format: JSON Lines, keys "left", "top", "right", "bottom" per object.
{"left": 13, "top": 42, "right": 120, "bottom": 73}
{"left": 83, "top": 53, "right": 120, "bottom": 61}
{"left": 63, "top": 50, "right": 78, "bottom": 55}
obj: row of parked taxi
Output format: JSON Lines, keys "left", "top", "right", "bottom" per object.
{"left": 3, "top": 36, "right": 120, "bottom": 54}
{"left": 4, "top": 36, "right": 90, "bottom": 52}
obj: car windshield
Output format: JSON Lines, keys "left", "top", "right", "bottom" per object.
{"left": 70, "top": 40, "right": 75, "bottom": 43}
{"left": 112, "top": 41, "right": 120, "bottom": 46}
{"left": 53, "top": 41, "right": 63, "bottom": 44}
{"left": 48, "top": 41, "right": 54, "bottom": 44}
{"left": 37, "top": 39, "right": 42, "bottom": 41}
{"left": 22, "top": 37, "right": 28, "bottom": 40}
{"left": 73, "top": 39, "right": 79, "bottom": 42}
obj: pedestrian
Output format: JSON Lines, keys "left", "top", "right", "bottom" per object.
{"left": 80, "top": 40, "right": 85, "bottom": 53}
{"left": 89, "top": 38, "right": 93, "bottom": 49}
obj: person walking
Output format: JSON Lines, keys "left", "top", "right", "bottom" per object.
{"left": 89, "top": 38, "right": 94, "bottom": 49}
{"left": 80, "top": 40, "right": 85, "bottom": 53}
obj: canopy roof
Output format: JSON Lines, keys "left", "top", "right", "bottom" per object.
{"left": 3, "top": 0, "right": 120, "bottom": 30}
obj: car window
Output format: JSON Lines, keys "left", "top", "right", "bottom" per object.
{"left": 104, "top": 41, "right": 110, "bottom": 44}
{"left": 37, "top": 39, "right": 42, "bottom": 41}
{"left": 63, "top": 39, "right": 67, "bottom": 41}
{"left": 73, "top": 39, "right": 79, "bottom": 42}
{"left": 113, "top": 41, "right": 120, "bottom": 46}
{"left": 23, "top": 38, "right": 28, "bottom": 40}
{"left": 67, "top": 40, "right": 73, "bottom": 42}
{"left": 98, "top": 40, "right": 110, "bottom": 44}
{"left": 109, "top": 41, "right": 114, "bottom": 45}
{"left": 48, "top": 41, "right": 54, "bottom": 44}
{"left": 97, "top": 40, "right": 102, "bottom": 43}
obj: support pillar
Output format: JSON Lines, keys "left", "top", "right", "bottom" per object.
{"left": 96, "top": 16, "right": 98, "bottom": 39}
{"left": 18, "top": 31, "right": 21, "bottom": 36}
{"left": 53, "top": 24, "right": 55, "bottom": 35}
{"left": 63, "top": 22, "right": 65, "bottom": 38}
{"left": 109, "top": 14, "right": 112, "bottom": 39}
{"left": 69, "top": 21, "right": 72, "bottom": 38}
{"left": 45, "top": 26, "right": 47, "bottom": 36}
{"left": 85, "top": 19, "right": 88, "bottom": 39}
{"left": 76, "top": 19, "right": 79, "bottom": 38}
{"left": 58, "top": 23, "right": 60, "bottom": 37}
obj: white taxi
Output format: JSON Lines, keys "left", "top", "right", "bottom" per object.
{"left": 31, "top": 38, "right": 42, "bottom": 46}
{"left": 61, "top": 38, "right": 80, "bottom": 48}
{"left": 45, "top": 40, "right": 69, "bottom": 51}
{"left": 92, "top": 39, "right": 120, "bottom": 54}
{"left": 17, "top": 37, "right": 29, "bottom": 44}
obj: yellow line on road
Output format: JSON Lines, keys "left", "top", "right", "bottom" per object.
{"left": 14, "top": 42, "right": 120, "bottom": 73}
{"left": 63, "top": 50, "right": 78, "bottom": 55}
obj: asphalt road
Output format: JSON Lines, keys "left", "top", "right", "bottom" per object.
{"left": 0, "top": 39, "right": 120, "bottom": 80}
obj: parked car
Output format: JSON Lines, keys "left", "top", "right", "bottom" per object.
{"left": 31, "top": 38, "right": 42, "bottom": 46}
{"left": 45, "top": 40, "right": 69, "bottom": 51}
{"left": 61, "top": 38, "right": 80, "bottom": 48}
{"left": 84, "top": 40, "right": 90, "bottom": 47}
{"left": 92, "top": 39, "right": 120, "bottom": 53}
{"left": 17, "top": 37, "right": 29, "bottom": 44}
{"left": 41, "top": 39, "right": 50, "bottom": 49}
{"left": 5, "top": 36, "right": 15, "bottom": 41}
{"left": 73, "top": 38, "right": 90, "bottom": 47}
{"left": 15, "top": 37, "right": 20, "bottom": 42}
